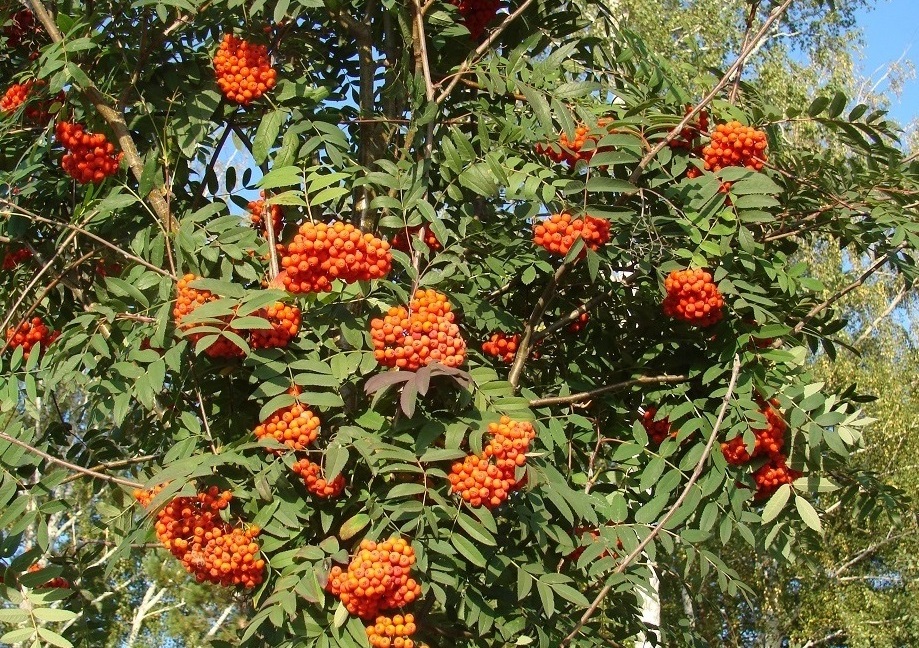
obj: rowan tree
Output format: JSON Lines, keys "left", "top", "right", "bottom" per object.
{"left": 1, "top": 0, "right": 917, "bottom": 647}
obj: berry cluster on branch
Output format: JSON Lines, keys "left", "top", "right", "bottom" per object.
{"left": 535, "top": 119, "right": 611, "bottom": 167}
{"left": 247, "top": 191, "right": 283, "bottom": 236}
{"left": 390, "top": 225, "right": 441, "bottom": 253}
{"left": 27, "top": 564, "right": 70, "bottom": 589}
{"left": 640, "top": 407, "right": 677, "bottom": 445}
{"left": 702, "top": 121, "right": 767, "bottom": 172}
{"left": 5, "top": 317, "right": 59, "bottom": 358}
{"left": 2, "top": 246, "right": 32, "bottom": 270}
{"left": 279, "top": 221, "right": 392, "bottom": 293}
{"left": 55, "top": 121, "right": 123, "bottom": 185}
{"left": 137, "top": 486, "right": 265, "bottom": 588}
{"left": 448, "top": 416, "right": 536, "bottom": 508}
{"left": 371, "top": 290, "right": 466, "bottom": 370}
{"left": 253, "top": 386, "right": 321, "bottom": 452}
{"left": 662, "top": 268, "right": 725, "bottom": 327}
{"left": 291, "top": 458, "right": 345, "bottom": 498}
{"left": 481, "top": 332, "right": 519, "bottom": 363}
{"left": 326, "top": 538, "right": 421, "bottom": 620}
{"left": 533, "top": 213, "right": 611, "bottom": 257}
{"left": 366, "top": 614, "right": 417, "bottom": 648}
{"left": 213, "top": 34, "right": 277, "bottom": 105}
{"left": 447, "top": 0, "right": 500, "bottom": 40}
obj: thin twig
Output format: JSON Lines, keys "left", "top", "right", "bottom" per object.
{"left": 530, "top": 374, "right": 689, "bottom": 408}
{"left": 0, "top": 430, "right": 143, "bottom": 489}
{"left": 508, "top": 262, "right": 569, "bottom": 389}
{"left": 560, "top": 355, "right": 742, "bottom": 645}
{"left": 728, "top": 1, "right": 762, "bottom": 103}
{"left": 60, "top": 455, "right": 157, "bottom": 485}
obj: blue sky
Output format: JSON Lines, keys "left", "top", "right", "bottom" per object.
{"left": 857, "top": 0, "right": 919, "bottom": 126}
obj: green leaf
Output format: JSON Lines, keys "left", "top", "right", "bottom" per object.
{"left": 795, "top": 495, "right": 823, "bottom": 533}
{"left": 451, "top": 532, "right": 487, "bottom": 567}
{"left": 258, "top": 166, "right": 302, "bottom": 190}
{"left": 254, "top": 110, "right": 285, "bottom": 164}
{"left": 456, "top": 513, "right": 496, "bottom": 546}
{"left": 761, "top": 484, "right": 791, "bottom": 523}
{"left": 33, "top": 608, "right": 78, "bottom": 622}
{"left": 339, "top": 514, "right": 371, "bottom": 540}
{"left": 0, "top": 628, "right": 34, "bottom": 644}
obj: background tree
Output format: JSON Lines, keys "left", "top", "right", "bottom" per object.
{"left": 1, "top": 0, "right": 918, "bottom": 647}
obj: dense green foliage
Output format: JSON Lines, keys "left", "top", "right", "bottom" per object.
{"left": 1, "top": 0, "right": 918, "bottom": 646}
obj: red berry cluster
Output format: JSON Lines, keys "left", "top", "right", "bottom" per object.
{"left": 448, "top": 416, "right": 536, "bottom": 508}
{"left": 137, "top": 486, "right": 265, "bottom": 588}
{"left": 27, "top": 564, "right": 70, "bottom": 589}
{"left": 5, "top": 317, "right": 58, "bottom": 359}
{"left": 279, "top": 221, "right": 392, "bottom": 293}
{"left": 567, "top": 527, "right": 623, "bottom": 563}
{"left": 481, "top": 332, "right": 519, "bottom": 363}
{"left": 641, "top": 407, "right": 677, "bottom": 445}
{"left": 447, "top": 0, "right": 500, "bottom": 40}
{"left": 213, "top": 34, "right": 277, "bottom": 105}
{"left": 253, "top": 386, "right": 321, "bottom": 452}
{"left": 0, "top": 81, "right": 60, "bottom": 123}
{"left": 662, "top": 268, "right": 724, "bottom": 327}
{"left": 702, "top": 121, "right": 767, "bottom": 172}
{"left": 291, "top": 458, "right": 346, "bottom": 498}
{"left": 4, "top": 10, "right": 41, "bottom": 55}
{"left": 0, "top": 82, "right": 29, "bottom": 113}
{"left": 173, "top": 274, "right": 246, "bottom": 358}
{"left": 390, "top": 225, "right": 441, "bottom": 253}
{"left": 533, "top": 213, "right": 611, "bottom": 256}
{"left": 668, "top": 105, "right": 710, "bottom": 150}
{"left": 366, "top": 613, "right": 417, "bottom": 648}
{"left": 247, "top": 191, "right": 283, "bottom": 236}
{"left": 2, "top": 246, "right": 32, "bottom": 270}
{"left": 250, "top": 301, "right": 301, "bottom": 349}
{"left": 535, "top": 119, "right": 611, "bottom": 167}
{"left": 567, "top": 312, "right": 590, "bottom": 333}
{"left": 371, "top": 289, "right": 467, "bottom": 370}
{"left": 753, "top": 455, "right": 801, "bottom": 500}
{"left": 326, "top": 538, "right": 422, "bottom": 620}
{"left": 55, "top": 121, "right": 123, "bottom": 184}
{"left": 722, "top": 399, "right": 787, "bottom": 466}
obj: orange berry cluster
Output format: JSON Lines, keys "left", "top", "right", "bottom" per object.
{"left": 668, "top": 105, "right": 709, "bottom": 150}
{"left": 326, "top": 538, "right": 422, "bottom": 619}
{"left": 366, "top": 614, "right": 417, "bottom": 648}
{"left": 481, "top": 332, "right": 519, "bottom": 363}
{"left": 702, "top": 121, "right": 767, "bottom": 172}
{"left": 132, "top": 483, "right": 165, "bottom": 508}
{"left": 279, "top": 221, "right": 392, "bottom": 293}
{"left": 567, "top": 312, "right": 590, "bottom": 333}
{"left": 371, "top": 289, "right": 466, "bottom": 370}
{"left": 173, "top": 274, "right": 245, "bottom": 358}
{"left": 0, "top": 82, "right": 29, "bottom": 113}
{"left": 27, "top": 564, "right": 70, "bottom": 589}
{"left": 535, "top": 120, "right": 610, "bottom": 166}
{"left": 447, "top": 0, "right": 500, "bottom": 40}
{"left": 2, "top": 246, "right": 32, "bottom": 270}
{"left": 253, "top": 386, "right": 320, "bottom": 452}
{"left": 213, "top": 34, "right": 277, "bottom": 105}
{"left": 662, "top": 268, "right": 724, "bottom": 327}
{"left": 250, "top": 301, "right": 301, "bottom": 349}
{"left": 5, "top": 317, "right": 58, "bottom": 358}
{"left": 722, "top": 400, "right": 787, "bottom": 466}
{"left": 448, "top": 416, "right": 536, "bottom": 509}
{"left": 753, "top": 455, "right": 801, "bottom": 500}
{"left": 641, "top": 407, "right": 677, "bottom": 445}
{"left": 291, "top": 458, "right": 345, "bottom": 498}
{"left": 390, "top": 225, "right": 441, "bottom": 253}
{"left": 567, "top": 527, "right": 623, "bottom": 562}
{"left": 139, "top": 486, "right": 265, "bottom": 588}
{"left": 247, "top": 191, "right": 283, "bottom": 236}
{"left": 533, "top": 213, "right": 611, "bottom": 257}
{"left": 55, "top": 121, "right": 123, "bottom": 185}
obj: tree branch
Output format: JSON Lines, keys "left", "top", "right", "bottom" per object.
{"left": 508, "top": 262, "right": 569, "bottom": 389}
{"left": 560, "top": 354, "right": 741, "bottom": 645}
{"left": 530, "top": 374, "right": 689, "bottom": 408}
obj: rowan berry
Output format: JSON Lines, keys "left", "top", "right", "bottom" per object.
{"left": 371, "top": 289, "right": 467, "bottom": 371}
{"left": 328, "top": 537, "right": 422, "bottom": 619}
{"left": 532, "top": 213, "right": 610, "bottom": 257}
{"left": 173, "top": 273, "right": 246, "bottom": 358}
{"left": 2, "top": 246, "right": 32, "bottom": 270}
{"left": 722, "top": 399, "right": 787, "bottom": 465}
{"left": 482, "top": 332, "right": 518, "bottom": 363}
{"left": 390, "top": 225, "right": 441, "bottom": 253}
{"left": 213, "top": 34, "right": 277, "bottom": 105}
{"left": 253, "top": 386, "right": 320, "bottom": 452}
{"left": 4, "top": 10, "right": 40, "bottom": 51}
{"left": 55, "top": 121, "right": 123, "bottom": 184}
{"left": 250, "top": 301, "right": 301, "bottom": 349}
{"left": 641, "top": 407, "right": 677, "bottom": 444}
{"left": 447, "top": 0, "right": 500, "bottom": 40}
{"left": 138, "top": 487, "right": 265, "bottom": 588}
{"left": 291, "top": 458, "right": 346, "bottom": 498}
{"left": 702, "top": 121, "right": 767, "bottom": 172}
{"left": 0, "top": 82, "right": 29, "bottom": 113}
{"left": 366, "top": 613, "right": 417, "bottom": 648}
{"left": 5, "top": 317, "right": 58, "bottom": 359}
{"left": 280, "top": 221, "right": 392, "bottom": 293}
{"left": 668, "top": 105, "right": 709, "bottom": 150}
{"left": 662, "top": 268, "right": 724, "bottom": 327}
{"left": 448, "top": 416, "right": 536, "bottom": 509}
{"left": 753, "top": 454, "right": 801, "bottom": 500}
{"left": 535, "top": 119, "right": 612, "bottom": 167}
{"left": 27, "top": 564, "right": 70, "bottom": 589}
{"left": 247, "top": 191, "right": 283, "bottom": 236}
